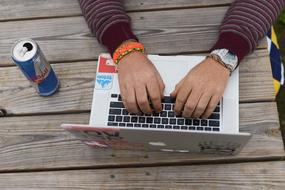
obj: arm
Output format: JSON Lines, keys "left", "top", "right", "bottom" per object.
{"left": 79, "top": 0, "right": 165, "bottom": 114}
{"left": 213, "top": 0, "right": 285, "bottom": 63}
{"left": 172, "top": 0, "right": 285, "bottom": 119}
{"left": 79, "top": 0, "right": 137, "bottom": 54}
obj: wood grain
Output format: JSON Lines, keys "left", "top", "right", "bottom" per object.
{"left": 0, "top": 102, "right": 282, "bottom": 172}
{"left": 0, "top": 161, "right": 285, "bottom": 189}
{"left": 0, "top": 0, "right": 234, "bottom": 21}
{"left": 0, "top": 50, "right": 274, "bottom": 115}
{"left": 0, "top": 7, "right": 267, "bottom": 66}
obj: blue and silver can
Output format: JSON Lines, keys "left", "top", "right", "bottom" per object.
{"left": 11, "top": 39, "right": 59, "bottom": 96}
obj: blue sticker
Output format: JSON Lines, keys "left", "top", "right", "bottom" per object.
{"left": 96, "top": 74, "right": 113, "bottom": 90}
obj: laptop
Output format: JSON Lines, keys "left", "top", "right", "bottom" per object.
{"left": 61, "top": 53, "right": 252, "bottom": 155}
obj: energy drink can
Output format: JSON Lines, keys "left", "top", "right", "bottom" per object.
{"left": 11, "top": 39, "right": 59, "bottom": 96}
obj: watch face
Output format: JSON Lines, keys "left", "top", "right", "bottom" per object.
{"left": 211, "top": 49, "right": 238, "bottom": 72}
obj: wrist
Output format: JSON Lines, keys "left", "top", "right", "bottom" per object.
{"left": 206, "top": 57, "right": 231, "bottom": 76}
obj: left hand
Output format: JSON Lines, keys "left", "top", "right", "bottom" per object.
{"left": 170, "top": 58, "right": 231, "bottom": 119}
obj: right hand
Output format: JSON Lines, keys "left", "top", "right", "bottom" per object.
{"left": 117, "top": 51, "right": 165, "bottom": 114}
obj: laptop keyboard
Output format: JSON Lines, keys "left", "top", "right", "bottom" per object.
{"left": 107, "top": 94, "right": 221, "bottom": 132}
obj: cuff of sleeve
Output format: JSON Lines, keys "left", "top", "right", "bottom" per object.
{"left": 211, "top": 32, "right": 251, "bottom": 64}
{"left": 101, "top": 22, "right": 138, "bottom": 55}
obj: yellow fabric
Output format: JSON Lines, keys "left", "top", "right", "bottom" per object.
{"left": 273, "top": 79, "right": 281, "bottom": 95}
{"left": 271, "top": 27, "right": 280, "bottom": 49}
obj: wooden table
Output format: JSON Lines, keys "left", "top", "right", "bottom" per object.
{"left": 0, "top": 0, "right": 284, "bottom": 189}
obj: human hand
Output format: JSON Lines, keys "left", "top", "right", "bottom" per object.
{"left": 170, "top": 58, "right": 230, "bottom": 119}
{"left": 117, "top": 51, "right": 165, "bottom": 114}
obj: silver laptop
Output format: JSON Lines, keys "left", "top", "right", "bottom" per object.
{"left": 61, "top": 53, "right": 251, "bottom": 155}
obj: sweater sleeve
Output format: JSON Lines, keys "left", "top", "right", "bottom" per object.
{"left": 212, "top": 0, "right": 285, "bottom": 63}
{"left": 79, "top": 0, "right": 138, "bottom": 55}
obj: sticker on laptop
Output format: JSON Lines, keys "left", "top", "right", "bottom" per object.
{"left": 95, "top": 73, "right": 113, "bottom": 90}
{"left": 97, "top": 53, "right": 117, "bottom": 73}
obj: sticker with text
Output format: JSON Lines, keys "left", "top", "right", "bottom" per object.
{"left": 95, "top": 73, "right": 113, "bottom": 90}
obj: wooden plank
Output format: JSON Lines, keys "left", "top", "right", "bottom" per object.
{"left": 0, "top": 7, "right": 267, "bottom": 66}
{"left": 0, "top": 50, "right": 274, "bottom": 115}
{"left": 0, "top": 161, "right": 285, "bottom": 189}
{"left": 0, "top": 0, "right": 234, "bottom": 21}
{"left": 0, "top": 102, "right": 282, "bottom": 171}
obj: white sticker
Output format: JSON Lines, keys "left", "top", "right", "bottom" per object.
{"left": 95, "top": 73, "right": 113, "bottom": 90}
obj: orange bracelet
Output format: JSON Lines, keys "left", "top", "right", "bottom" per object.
{"left": 112, "top": 41, "right": 145, "bottom": 64}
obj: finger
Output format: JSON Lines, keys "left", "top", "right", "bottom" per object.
{"left": 182, "top": 90, "right": 202, "bottom": 118}
{"left": 135, "top": 85, "right": 153, "bottom": 114}
{"left": 155, "top": 70, "right": 165, "bottom": 99}
{"left": 125, "top": 86, "right": 140, "bottom": 114}
{"left": 119, "top": 83, "right": 129, "bottom": 110}
{"left": 146, "top": 80, "right": 162, "bottom": 113}
{"left": 170, "top": 81, "right": 182, "bottom": 98}
{"left": 192, "top": 93, "right": 212, "bottom": 118}
{"left": 173, "top": 84, "right": 192, "bottom": 115}
{"left": 201, "top": 95, "right": 221, "bottom": 119}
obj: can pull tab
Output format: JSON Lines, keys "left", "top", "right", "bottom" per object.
{"left": 20, "top": 43, "right": 33, "bottom": 57}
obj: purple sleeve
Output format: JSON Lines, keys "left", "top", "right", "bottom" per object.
{"left": 212, "top": 0, "right": 285, "bottom": 63}
{"left": 79, "top": 0, "right": 138, "bottom": 55}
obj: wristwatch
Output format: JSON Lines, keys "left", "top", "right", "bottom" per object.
{"left": 207, "top": 49, "right": 238, "bottom": 74}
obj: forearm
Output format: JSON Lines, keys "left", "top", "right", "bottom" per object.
{"left": 212, "top": 0, "right": 285, "bottom": 63}
{"left": 79, "top": 0, "right": 138, "bottom": 54}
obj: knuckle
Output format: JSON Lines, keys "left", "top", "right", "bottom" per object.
{"left": 185, "top": 103, "right": 195, "bottom": 111}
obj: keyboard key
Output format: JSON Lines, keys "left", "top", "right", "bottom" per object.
{"left": 162, "top": 118, "right": 168, "bottom": 124}
{"left": 197, "top": 127, "right": 203, "bottom": 131}
{"left": 110, "top": 101, "right": 124, "bottom": 108}
{"left": 142, "top": 124, "right": 149, "bottom": 128}
{"left": 168, "top": 111, "right": 175, "bottom": 117}
{"left": 108, "top": 115, "right": 115, "bottom": 121}
{"left": 108, "top": 122, "right": 118, "bottom": 126}
{"left": 153, "top": 112, "right": 160, "bottom": 117}
{"left": 208, "top": 113, "right": 220, "bottom": 119}
{"left": 134, "top": 124, "right": 141, "bottom": 127}
{"left": 118, "top": 95, "right": 122, "bottom": 101}
{"left": 109, "top": 109, "right": 121, "bottom": 115}
{"left": 111, "top": 94, "right": 118, "bottom": 98}
{"left": 185, "top": 119, "right": 192, "bottom": 125}
{"left": 150, "top": 124, "right": 156, "bottom": 128}
{"left": 209, "top": 120, "right": 220, "bottom": 127}
{"left": 170, "top": 118, "right": 176, "bottom": 124}
{"left": 157, "top": 125, "right": 164, "bottom": 128}
{"left": 214, "top": 106, "right": 220, "bottom": 112}
{"left": 154, "top": 118, "right": 161, "bottom": 124}
{"left": 160, "top": 111, "right": 167, "bottom": 117}
{"left": 119, "top": 123, "right": 126, "bottom": 127}
{"left": 131, "top": 116, "right": 138, "bottom": 123}
{"left": 193, "top": 119, "right": 200, "bottom": 126}
{"left": 205, "top": 127, "right": 211, "bottom": 131}
{"left": 139, "top": 117, "right": 146, "bottom": 123}
{"left": 189, "top": 126, "right": 196, "bottom": 130}
{"left": 173, "top": 125, "right": 180, "bottom": 129}
{"left": 213, "top": 128, "right": 220, "bottom": 131}
{"left": 201, "top": 119, "right": 208, "bottom": 126}
{"left": 177, "top": 119, "right": 184, "bottom": 125}
{"left": 123, "top": 116, "right": 130, "bottom": 122}
{"left": 181, "top": 126, "right": 188, "bottom": 130}
{"left": 165, "top": 104, "right": 172, "bottom": 110}
{"left": 146, "top": 117, "right": 153, "bottom": 123}
{"left": 164, "top": 96, "right": 175, "bottom": 103}
{"left": 116, "top": 116, "right": 123, "bottom": 122}
{"left": 165, "top": 125, "right": 172, "bottom": 129}
{"left": 127, "top": 123, "right": 133, "bottom": 127}
{"left": 122, "top": 109, "right": 129, "bottom": 115}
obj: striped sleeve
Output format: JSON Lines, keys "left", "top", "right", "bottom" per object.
{"left": 212, "top": 0, "right": 285, "bottom": 63}
{"left": 79, "top": 0, "right": 138, "bottom": 54}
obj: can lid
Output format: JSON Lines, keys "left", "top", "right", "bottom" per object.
{"left": 11, "top": 39, "right": 38, "bottom": 62}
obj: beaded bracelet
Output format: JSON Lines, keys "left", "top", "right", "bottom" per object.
{"left": 112, "top": 41, "right": 145, "bottom": 64}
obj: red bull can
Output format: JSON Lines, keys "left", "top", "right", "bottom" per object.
{"left": 11, "top": 39, "right": 59, "bottom": 96}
